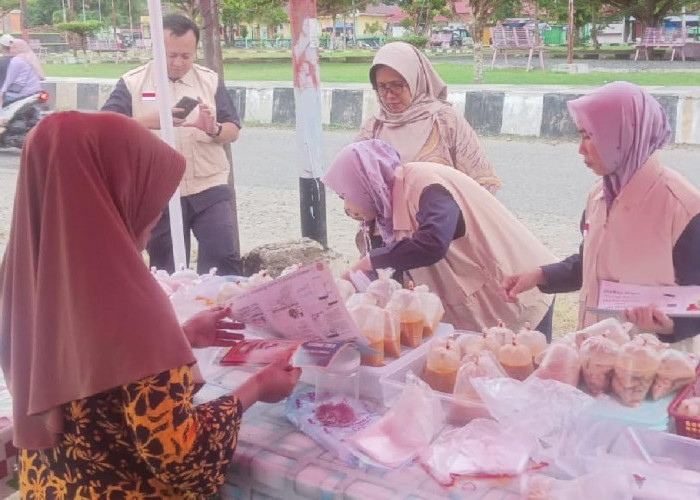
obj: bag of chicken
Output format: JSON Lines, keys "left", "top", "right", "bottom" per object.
{"left": 365, "top": 268, "right": 402, "bottom": 308}
{"left": 530, "top": 343, "right": 581, "bottom": 387}
{"left": 611, "top": 341, "right": 662, "bottom": 407}
{"left": 650, "top": 350, "right": 695, "bottom": 400}
{"left": 347, "top": 295, "right": 385, "bottom": 367}
{"left": 580, "top": 336, "right": 619, "bottom": 396}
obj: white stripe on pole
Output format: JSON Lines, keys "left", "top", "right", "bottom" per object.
{"left": 146, "top": 0, "right": 187, "bottom": 269}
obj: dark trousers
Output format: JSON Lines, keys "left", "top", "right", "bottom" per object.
{"left": 535, "top": 297, "right": 556, "bottom": 342}
{"left": 147, "top": 185, "right": 242, "bottom": 276}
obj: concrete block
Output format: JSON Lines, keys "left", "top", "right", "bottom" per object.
{"left": 540, "top": 93, "right": 583, "bottom": 138}
{"left": 464, "top": 91, "right": 504, "bottom": 135}
{"left": 227, "top": 87, "right": 247, "bottom": 122}
{"left": 272, "top": 87, "right": 296, "bottom": 126}
{"left": 446, "top": 91, "right": 466, "bottom": 118}
{"left": 676, "top": 95, "right": 700, "bottom": 145}
{"left": 54, "top": 82, "right": 77, "bottom": 111}
{"left": 245, "top": 87, "right": 274, "bottom": 124}
{"left": 501, "top": 92, "right": 543, "bottom": 137}
{"left": 330, "top": 89, "right": 363, "bottom": 128}
{"left": 551, "top": 63, "right": 590, "bottom": 74}
{"left": 242, "top": 238, "right": 325, "bottom": 277}
{"left": 361, "top": 89, "right": 380, "bottom": 126}
{"left": 76, "top": 83, "right": 99, "bottom": 111}
{"left": 651, "top": 94, "right": 678, "bottom": 144}
{"left": 321, "top": 88, "right": 333, "bottom": 125}
{"left": 97, "top": 83, "right": 116, "bottom": 109}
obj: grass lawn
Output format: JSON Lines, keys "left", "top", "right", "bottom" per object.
{"left": 43, "top": 60, "right": 700, "bottom": 86}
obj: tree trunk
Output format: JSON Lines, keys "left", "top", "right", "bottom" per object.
{"left": 200, "top": 0, "right": 224, "bottom": 79}
{"left": 472, "top": 20, "right": 485, "bottom": 84}
{"left": 330, "top": 14, "right": 337, "bottom": 50}
{"left": 590, "top": 1, "right": 600, "bottom": 50}
{"left": 68, "top": 0, "right": 75, "bottom": 21}
{"left": 532, "top": 1, "right": 541, "bottom": 45}
{"left": 111, "top": 0, "right": 118, "bottom": 41}
{"left": 19, "top": 0, "right": 28, "bottom": 40}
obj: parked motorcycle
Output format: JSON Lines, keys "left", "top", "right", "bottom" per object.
{"left": 0, "top": 91, "right": 51, "bottom": 149}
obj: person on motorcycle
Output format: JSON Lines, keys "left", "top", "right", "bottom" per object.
{"left": 0, "top": 35, "right": 42, "bottom": 108}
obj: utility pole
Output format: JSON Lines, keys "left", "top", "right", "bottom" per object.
{"left": 290, "top": 0, "right": 327, "bottom": 248}
{"left": 567, "top": 0, "right": 574, "bottom": 64}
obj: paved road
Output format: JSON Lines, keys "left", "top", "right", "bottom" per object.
{"left": 1, "top": 129, "right": 698, "bottom": 261}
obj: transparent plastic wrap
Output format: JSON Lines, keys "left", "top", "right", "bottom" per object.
{"left": 612, "top": 341, "right": 663, "bottom": 407}
{"left": 580, "top": 336, "right": 620, "bottom": 396}
{"left": 347, "top": 299, "right": 385, "bottom": 367}
{"left": 345, "top": 292, "right": 377, "bottom": 310}
{"left": 516, "top": 324, "right": 548, "bottom": 360}
{"left": 336, "top": 278, "right": 357, "bottom": 302}
{"left": 350, "top": 373, "right": 443, "bottom": 469}
{"left": 531, "top": 343, "right": 581, "bottom": 387}
{"left": 574, "top": 318, "right": 631, "bottom": 348}
{"left": 454, "top": 331, "right": 486, "bottom": 357}
{"left": 650, "top": 350, "right": 695, "bottom": 400}
{"left": 499, "top": 339, "right": 535, "bottom": 381}
{"left": 382, "top": 308, "right": 402, "bottom": 358}
{"left": 482, "top": 321, "right": 515, "bottom": 355}
{"left": 386, "top": 289, "right": 426, "bottom": 348}
{"left": 412, "top": 284, "right": 445, "bottom": 337}
{"left": 422, "top": 338, "right": 461, "bottom": 393}
{"left": 365, "top": 268, "right": 402, "bottom": 308}
{"left": 454, "top": 351, "right": 508, "bottom": 402}
{"left": 421, "top": 418, "right": 535, "bottom": 485}
{"left": 523, "top": 471, "right": 633, "bottom": 500}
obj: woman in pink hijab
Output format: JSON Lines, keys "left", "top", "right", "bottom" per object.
{"left": 0, "top": 111, "right": 300, "bottom": 497}
{"left": 9, "top": 38, "right": 44, "bottom": 80}
{"left": 356, "top": 42, "right": 500, "bottom": 193}
{"left": 504, "top": 82, "right": 700, "bottom": 342}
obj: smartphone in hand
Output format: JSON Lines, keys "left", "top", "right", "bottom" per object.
{"left": 172, "top": 96, "right": 199, "bottom": 119}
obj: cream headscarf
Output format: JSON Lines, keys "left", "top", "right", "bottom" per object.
{"left": 369, "top": 42, "right": 452, "bottom": 163}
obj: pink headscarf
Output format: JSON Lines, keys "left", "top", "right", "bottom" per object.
{"left": 567, "top": 81, "right": 671, "bottom": 209}
{"left": 10, "top": 39, "right": 45, "bottom": 80}
{"left": 0, "top": 112, "right": 195, "bottom": 449}
{"left": 322, "top": 140, "right": 401, "bottom": 244}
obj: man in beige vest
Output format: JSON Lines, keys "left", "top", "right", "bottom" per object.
{"left": 102, "top": 14, "right": 242, "bottom": 275}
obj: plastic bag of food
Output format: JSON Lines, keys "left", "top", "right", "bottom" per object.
{"left": 499, "top": 339, "right": 535, "bottom": 381}
{"left": 611, "top": 342, "right": 662, "bottom": 407}
{"left": 365, "top": 268, "right": 402, "bottom": 308}
{"left": 631, "top": 333, "right": 669, "bottom": 355}
{"left": 531, "top": 343, "right": 580, "bottom": 387}
{"left": 244, "top": 270, "right": 274, "bottom": 289}
{"left": 386, "top": 289, "right": 426, "bottom": 348}
{"left": 345, "top": 292, "right": 377, "bottom": 310}
{"left": 347, "top": 299, "right": 385, "bottom": 367}
{"left": 454, "top": 351, "right": 508, "bottom": 402}
{"left": 412, "top": 284, "right": 445, "bottom": 337}
{"left": 350, "top": 373, "right": 443, "bottom": 468}
{"left": 575, "top": 318, "right": 631, "bottom": 348}
{"left": 482, "top": 321, "right": 515, "bottom": 355}
{"left": 454, "top": 332, "right": 485, "bottom": 358}
{"left": 421, "top": 419, "right": 534, "bottom": 485}
{"left": 422, "top": 338, "right": 461, "bottom": 393}
{"left": 580, "top": 336, "right": 619, "bottom": 396}
{"left": 336, "top": 278, "right": 356, "bottom": 302}
{"left": 676, "top": 396, "right": 700, "bottom": 418}
{"left": 516, "top": 323, "right": 548, "bottom": 361}
{"left": 650, "top": 350, "right": 695, "bottom": 400}
{"left": 383, "top": 308, "right": 402, "bottom": 358}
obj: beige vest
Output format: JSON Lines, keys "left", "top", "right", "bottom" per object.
{"left": 579, "top": 156, "right": 700, "bottom": 328}
{"left": 394, "top": 162, "right": 555, "bottom": 332}
{"left": 122, "top": 62, "right": 229, "bottom": 196}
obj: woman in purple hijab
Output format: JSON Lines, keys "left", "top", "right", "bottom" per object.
{"left": 503, "top": 82, "right": 700, "bottom": 342}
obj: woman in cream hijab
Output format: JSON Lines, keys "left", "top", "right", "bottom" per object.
{"left": 357, "top": 42, "right": 500, "bottom": 194}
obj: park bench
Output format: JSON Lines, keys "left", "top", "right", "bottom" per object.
{"left": 490, "top": 26, "right": 545, "bottom": 71}
{"left": 635, "top": 27, "right": 687, "bottom": 61}
{"left": 28, "top": 39, "right": 49, "bottom": 57}
{"left": 87, "top": 38, "right": 126, "bottom": 62}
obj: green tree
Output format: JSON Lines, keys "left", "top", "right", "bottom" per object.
{"left": 57, "top": 19, "right": 102, "bottom": 56}
{"left": 397, "top": 0, "right": 450, "bottom": 35}
{"left": 606, "top": 0, "right": 694, "bottom": 29}
{"left": 28, "top": 0, "right": 56, "bottom": 26}
{"left": 220, "top": 0, "right": 287, "bottom": 43}
{"left": 468, "top": 0, "right": 511, "bottom": 83}
{"left": 167, "top": 0, "right": 199, "bottom": 19}
{"left": 364, "top": 20, "right": 382, "bottom": 36}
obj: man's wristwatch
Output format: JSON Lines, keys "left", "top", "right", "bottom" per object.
{"left": 207, "top": 122, "right": 223, "bottom": 138}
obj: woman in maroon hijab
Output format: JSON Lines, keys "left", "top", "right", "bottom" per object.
{"left": 0, "top": 111, "right": 300, "bottom": 497}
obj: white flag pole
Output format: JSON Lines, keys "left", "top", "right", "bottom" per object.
{"left": 146, "top": 0, "right": 187, "bottom": 269}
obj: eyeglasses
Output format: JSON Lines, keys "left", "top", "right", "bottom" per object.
{"left": 376, "top": 82, "right": 408, "bottom": 97}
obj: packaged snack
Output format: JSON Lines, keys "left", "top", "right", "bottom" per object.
{"left": 611, "top": 342, "right": 662, "bottom": 407}
{"left": 650, "top": 350, "right": 695, "bottom": 400}
{"left": 453, "top": 351, "right": 508, "bottom": 402}
{"left": 498, "top": 339, "right": 535, "bottom": 381}
{"left": 365, "top": 268, "right": 402, "bottom": 308}
{"left": 676, "top": 397, "right": 700, "bottom": 418}
{"left": 347, "top": 298, "right": 385, "bottom": 367}
{"left": 482, "top": 321, "right": 515, "bottom": 355}
{"left": 383, "top": 308, "right": 402, "bottom": 358}
{"left": 531, "top": 343, "right": 580, "bottom": 387}
{"left": 631, "top": 333, "right": 669, "bottom": 354}
{"left": 580, "top": 336, "right": 619, "bottom": 396}
{"left": 422, "top": 338, "right": 461, "bottom": 393}
{"left": 412, "top": 284, "right": 445, "bottom": 337}
{"left": 515, "top": 323, "right": 548, "bottom": 360}
{"left": 386, "top": 289, "right": 425, "bottom": 348}
{"left": 455, "top": 332, "right": 486, "bottom": 357}
{"left": 216, "top": 281, "right": 245, "bottom": 307}
{"left": 574, "top": 318, "right": 631, "bottom": 348}
{"left": 336, "top": 278, "right": 356, "bottom": 302}
{"left": 345, "top": 293, "right": 377, "bottom": 310}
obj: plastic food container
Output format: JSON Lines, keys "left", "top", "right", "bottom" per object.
{"left": 669, "top": 366, "right": 700, "bottom": 440}
{"left": 315, "top": 345, "right": 361, "bottom": 404}
{"left": 379, "top": 331, "right": 492, "bottom": 425}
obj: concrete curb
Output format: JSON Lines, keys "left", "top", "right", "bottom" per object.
{"left": 42, "top": 78, "right": 700, "bottom": 145}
